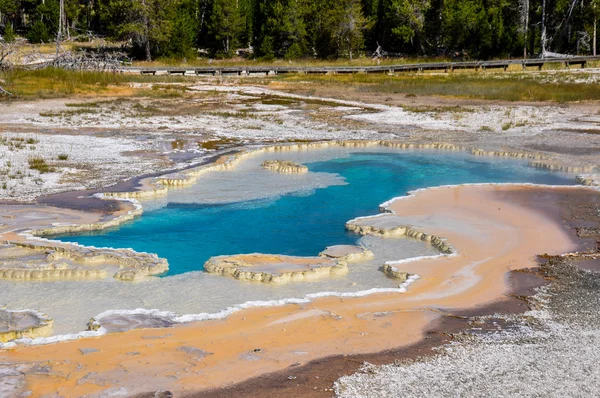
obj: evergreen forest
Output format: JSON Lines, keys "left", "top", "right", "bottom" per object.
{"left": 0, "top": 0, "right": 598, "bottom": 61}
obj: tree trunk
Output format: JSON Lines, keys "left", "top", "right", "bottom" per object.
{"left": 145, "top": 40, "right": 152, "bottom": 61}
{"left": 56, "top": 0, "right": 64, "bottom": 56}
{"left": 349, "top": 38, "right": 353, "bottom": 60}
{"left": 594, "top": 16, "right": 597, "bottom": 56}
{"left": 199, "top": 0, "right": 207, "bottom": 34}
{"left": 141, "top": 0, "right": 152, "bottom": 61}
{"left": 87, "top": 0, "right": 91, "bottom": 29}
{"left": 521, "top": 0, "right": 529, "bottom": 58}
{"left": 541, "top": 0, "right": 547, "bottom": 55}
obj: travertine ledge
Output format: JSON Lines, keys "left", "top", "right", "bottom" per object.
{"left": 204, "top": 253, "right": 349, "bottom": 284}
{"left": 345, "top": 215, "right": 453, "bottom": 255}
{"left": 261, "top": 160, "right": 308, "bottom": 174}
{"left": 529, "top": 161, "right": 595, "bottom": 173}
{"left": 345, "top": 213, "right": 453, "bottom": 280}
{"left": 0, "top": 241, "right": 168, "bottom": 281}
{"left": 0, "top": 309, "right": 53, "bottom": 343}
{"left": 576, "top": 174, "right": 600, "bottom": 186}
{"left": 319, "top": 245, "right": 374, "bottom": 263}
{"left": 381, "top": 264, "right": 410, "bottom": 281}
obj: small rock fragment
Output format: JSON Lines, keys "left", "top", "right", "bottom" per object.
{"left": 78, "top": 348, "right": 99, "bottom": 355}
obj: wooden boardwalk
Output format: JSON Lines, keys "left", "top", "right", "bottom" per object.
{"left": 126, "top": 55, "right": 600, "bottom": 77}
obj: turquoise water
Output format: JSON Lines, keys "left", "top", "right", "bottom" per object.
{"left": 55, "top": 150, "right": 574, "bottom": 275}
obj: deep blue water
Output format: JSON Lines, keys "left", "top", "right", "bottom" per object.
{"left": 55, "top": 151, "right": 575, "bottom": 275}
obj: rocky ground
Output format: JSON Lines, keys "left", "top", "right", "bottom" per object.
{"left": 0, "top": 309, "right": 52, "bottom": 343}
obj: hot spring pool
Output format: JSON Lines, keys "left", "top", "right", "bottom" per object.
{"left": 55, "top": 147, "right": 575, "bottom": 275}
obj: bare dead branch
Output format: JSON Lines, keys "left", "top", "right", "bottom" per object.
{"left": 30, "top": 50, "right": 130, "bottom": 73}
{"left": 0, "top": 86, "right": 14, "bottom": 96}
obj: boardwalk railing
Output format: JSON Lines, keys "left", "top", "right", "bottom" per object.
{"left": 127, "top": 55, "right": 600, "bottom": 76}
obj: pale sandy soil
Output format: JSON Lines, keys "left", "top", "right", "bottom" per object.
{"left": 0, "top": 184, "right": 589, "bottom": 397}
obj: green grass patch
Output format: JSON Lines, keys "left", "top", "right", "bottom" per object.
{"left": 131, "top": 103, "right": 163, "bottom": 117}
{"left": 240, "top": 94, "right": 346, "bottom": 108}
{"left": 65, "top": 102, "right": 101, "bottom": 108}
{"left": 4, "top": 66, "right": 600, "bottom": 104}
{"left": 260, "top": 96, "right": 298, "bottom": 106}
{"left": 198, "top": 137, "right": 241, "bottom": 150}
{"left": 131, "top": 56, "right": 454, "bottom": 69}
{"left": 279, "top": 72, "right": 600, "bottom": 102}
{"left": 28, "top": 157, "right": 56, "bottom": 173}
{"left": 207, "top": 110, "right": 258, "bottom": 119}
{"left": 134, "top": 87, "right": 185, "bottom": 99}
{"left": 0, "top": 68, "right": 193, "bottom": 100}
{"left": 402, "top": 105, "right": 474, "bottom": 113}
{"left": 40, "top": 108, "right": 99, "bottom": 117}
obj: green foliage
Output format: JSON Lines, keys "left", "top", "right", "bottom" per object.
{"left": 285, "top": 42, "right": 305, "bottom": 60}
{"left": 166, "top": 1, "right": 198, "bottom": 58}
{"left": 259, "top": 0, "right": 309, "bottom": 59}
{"left": 328, "top": 0, "right": 366, "bottom": 59}
{"left": 2, "top": 23, "right": 16, "bottom": 43}
{"left": 209, "top": 0, "right": 244, "bottom": 56}
{"left": 28, "top": 157, "right": 55, "bottom": 173}
{"left": 308, "top": 0, "right": 366, "bottom": 59}
{"left": 6, "top": 0, "right": 600, "bottom": 60}
{"left": 98, "top": 0, "right": 190, "bottom": 60}
{"left": 378, "top": 0, "right": 430, "bottom": 50}
{"left": 283, "top": 73, "right": 600, "bottom": 102}
{"left": 258, "top": 35, "right": 276, "bottom": 60}
{"left": 0, "top": 0, "right": 19, "bottom": 15}
{"left": 27, "top": 20, "right": 50, "bottom": 43}
{"left": 440, "top": 0, "right": 521, "bottom": 58}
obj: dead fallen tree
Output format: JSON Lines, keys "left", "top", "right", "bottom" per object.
{"left": 0, "top": 40, "right": 15, "bottom": 96}
{"left": 0, "top": 86, "right": 13, "bottom": 96}
{"left": 51, "top": 50, "right": 128, "bottom": 72}
{"left": 29, "top": 50, "right": 129, "bottom": 73}
{"left": 0, "top": 40, "right": 15, "bottom": 70}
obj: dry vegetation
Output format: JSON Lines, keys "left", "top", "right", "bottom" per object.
{"left": 0, "top": 68, "right": 192, "bottom": 100}
{"left": 278, "top": 71, "right": 600, "bottom": 102}
{"left": 129, "top": 56, "right": 456, "bottom": 68}
{"left": 4, "top": 64, "right": 600, "bottom": 105}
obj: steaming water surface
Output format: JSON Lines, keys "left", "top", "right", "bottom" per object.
{"left": 0, "top": 147, "right": 575, "bottom": 335}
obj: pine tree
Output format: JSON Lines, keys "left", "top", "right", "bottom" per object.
{"left": 327, "top": 0, "right": 366, "bottom": 59}
{"left": 593, "top": 0, "right": 599, "bottom": 55}
{"left": 167, "top": 0, "right": 198, "bottom": 58}
{"left": 261, "top": 0, "right": 308, "bottom": 59}
{"left": 209, "top": 0, "right": 244, "bottom": 56}
{"left": 377, "top": 0, "right": 430, "bottom": 52}
{"left": 5, "top": 0, "right": 600, "bottom": 60}
{"left": 2, "top": 22, "right": 16, "bottom": 42}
